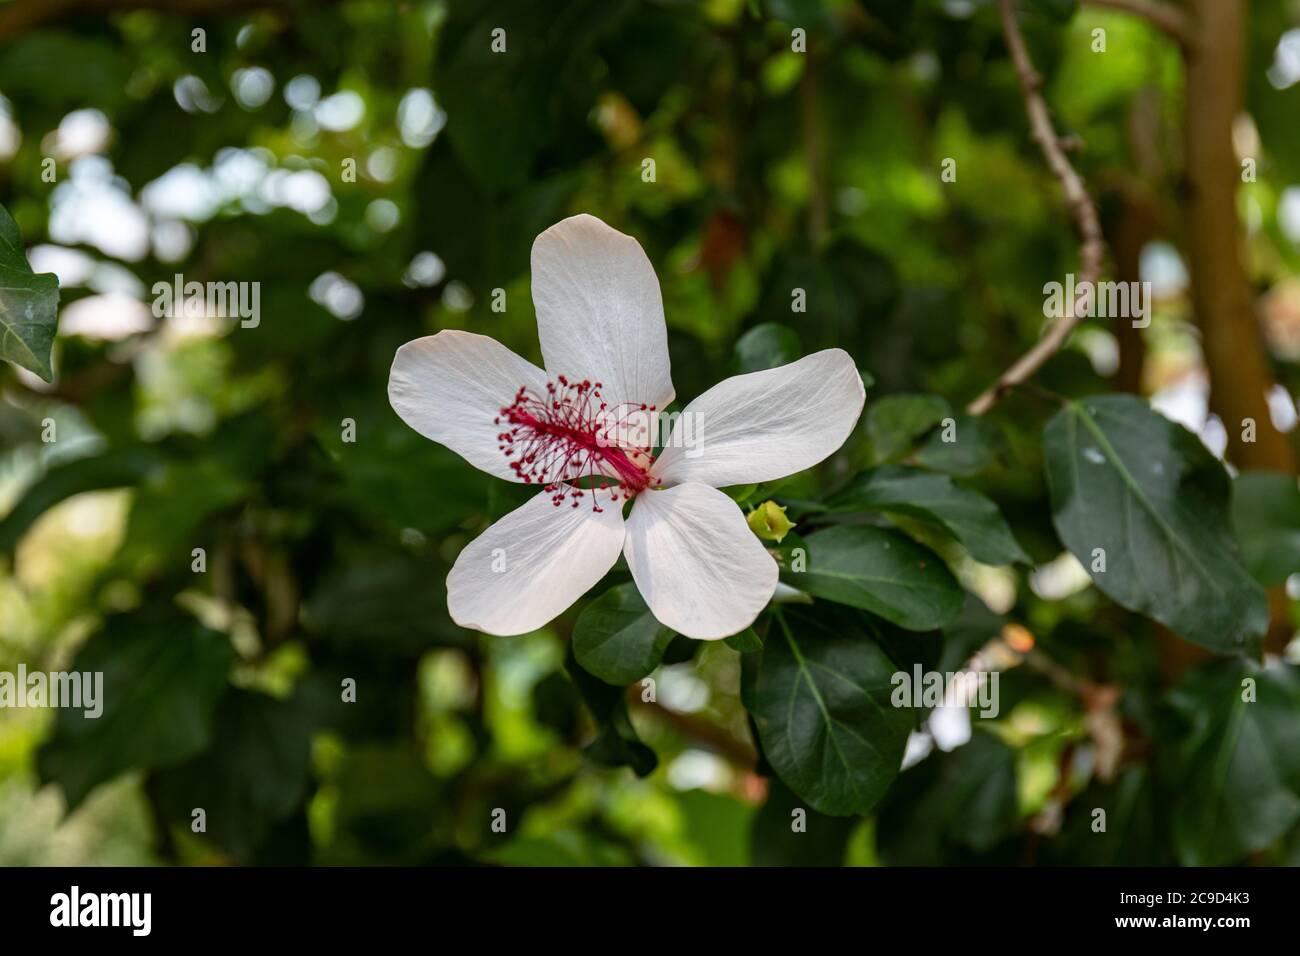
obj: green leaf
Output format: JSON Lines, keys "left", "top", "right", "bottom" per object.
{"left": 1168, "top": 661, "right": 1300, "bottom": 866}
{"left": 565, "top": 646, "right": 656, "bottom": 777}
{"left": 731, "top": 322, "right": 801, "bottom": 373}
{"left": 876, "top": 731, "right": 1020, "bottom": 865}
{"left": 0, "top": 446, "right": 163, "bottom": 554}
{"left": 791, "top": 524, "right": 963, "bottom": 631}
{"left": 724, "top": 626, "right": 764, "bottom": 653}
{"left": 824, "top": 465, "right": 1028, "bottom": 565}
{"left": 865, "top": 394, "right": 950, "bottom": 464}
{"left": 38, "top": 609, "right": 234, "bottom": 809}
{"left": 746, "top": 605, "right": 913, "bottom": 816}
{"left": 150, "top": 689, "right": 314, "bottom": 863}
{"left": 572, "top": 583, "right": 675, "bottom": 685}
{"left": 913, "top": 414, "right": 1009, "bottom": 476}
{"left": 0, "top": 202, "right": 61, "bottom": 381}
{"left": 532, "top": 671, "right": 581, "bottom": 739}
{"left": 1043, "top": 395, "right": 1269, "bottom": 654}
{"left": 1232, "top": 470, "right": 1300, "bottom": 586}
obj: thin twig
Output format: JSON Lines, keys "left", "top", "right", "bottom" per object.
{"left": 1082, "top": 0, "right": 1193, "bottom": 49}
{"left": 967, "top": 0, "right": 1107, "bottom": 416}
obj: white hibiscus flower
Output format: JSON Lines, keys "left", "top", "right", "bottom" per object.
{"left": 388, "top": 214, "right": 865, "bottom": 640}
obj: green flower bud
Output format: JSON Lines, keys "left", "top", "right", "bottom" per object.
{"left": 746, "top": 500, "right": 796, "bottom": 543}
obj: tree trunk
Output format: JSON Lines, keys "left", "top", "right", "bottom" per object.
{"left": 1183, "top": 0, "right": 1295, "bottom": 473}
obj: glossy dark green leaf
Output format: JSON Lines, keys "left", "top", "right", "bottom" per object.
{"left": 1168, "top": 661, "right": 1300, "bottom": 866}
{"left": 746, "top": 605, "right": 912, "bottom": 816}
{"left": 0, "top": 202, "right": 60, "bottom": 382}
{"left": 865, "top": 394, "right": 950, "bottom": 464}
{"left": 824, "top": 465, "right": 1028, "bottom": 565}
{"left": 1232, "top": 470, "right": 1300, "bottom": 586}
{"left": 791, "top": 524, "right": 963, "bottom": 631}
{"left": 913, "top": 414, "right": 1009, "bottom": 476}
{"left": 1043, "top": 395, "right": 1268, "bottom": 653}
{"left": 38, "top": 609, "right": 234, "bottom": 808}
{"left": 572, "top": 583, "right": 674, "bottom": 685}
{"left": 724, "top": 626, "right": 764, "bottom": 653}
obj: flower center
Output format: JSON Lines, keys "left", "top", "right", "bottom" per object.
{"left": 496, "top": 375, "right": 661, "bottom": 511}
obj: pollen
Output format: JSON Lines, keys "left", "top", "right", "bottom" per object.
{"left": 496, "top": 376, "right": 661, "bottom": 510}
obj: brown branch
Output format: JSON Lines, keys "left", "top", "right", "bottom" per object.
{"left": 0, "top": 0, "right": 330, "bottom": 42}
{"left": 1082, "top": 0, "right": 1193, "bottom": 49}
{"left": 627, "top": 692, "right": 757, "bottom": 768}
{"left": 967, "top": 0, "right": 1107, "bottom": 416}
{"left": 1182, "top": 0, "right": 1295, "bottom": 475}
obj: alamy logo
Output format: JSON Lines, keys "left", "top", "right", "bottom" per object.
{"left": 152, "top": 274, "right": 261, "bottom": 328}
{"left": 890, "top": 665, "right": 1000, "bottom": 719}
{"left": 1042, "top": 273, "right": 1151, "bottom": 328}
{"left": 0, "top": 666, "right": 102, "bottom": 718}
{"left": 50, "top": 886, "right": 151, "bottom": 936}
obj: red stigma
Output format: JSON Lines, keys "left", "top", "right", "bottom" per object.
{"left": 497, "top": 378, "right": 661, "bottom": 510}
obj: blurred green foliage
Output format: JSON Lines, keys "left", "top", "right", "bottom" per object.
{"left": 0, "top": 0, "right": 1298, "bottom": 867}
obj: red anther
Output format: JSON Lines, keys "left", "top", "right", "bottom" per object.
{"left": 497, "top": 376, "right": 657, "bottom": 511}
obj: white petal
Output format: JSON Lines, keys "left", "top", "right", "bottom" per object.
{"left": 388, "top": 330, "right": 549, "bottom": 482}
{"left": 624, "top": 483, "right": 777, "bottom": 640}
{"left": 447, "top": 489, "right": 626, "bottom": 636}
{"left": 652, "top": 349, "right": 865, "bottom": 488}
{"left": 531, "top": 214, "right": 674, "bottom": 410}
